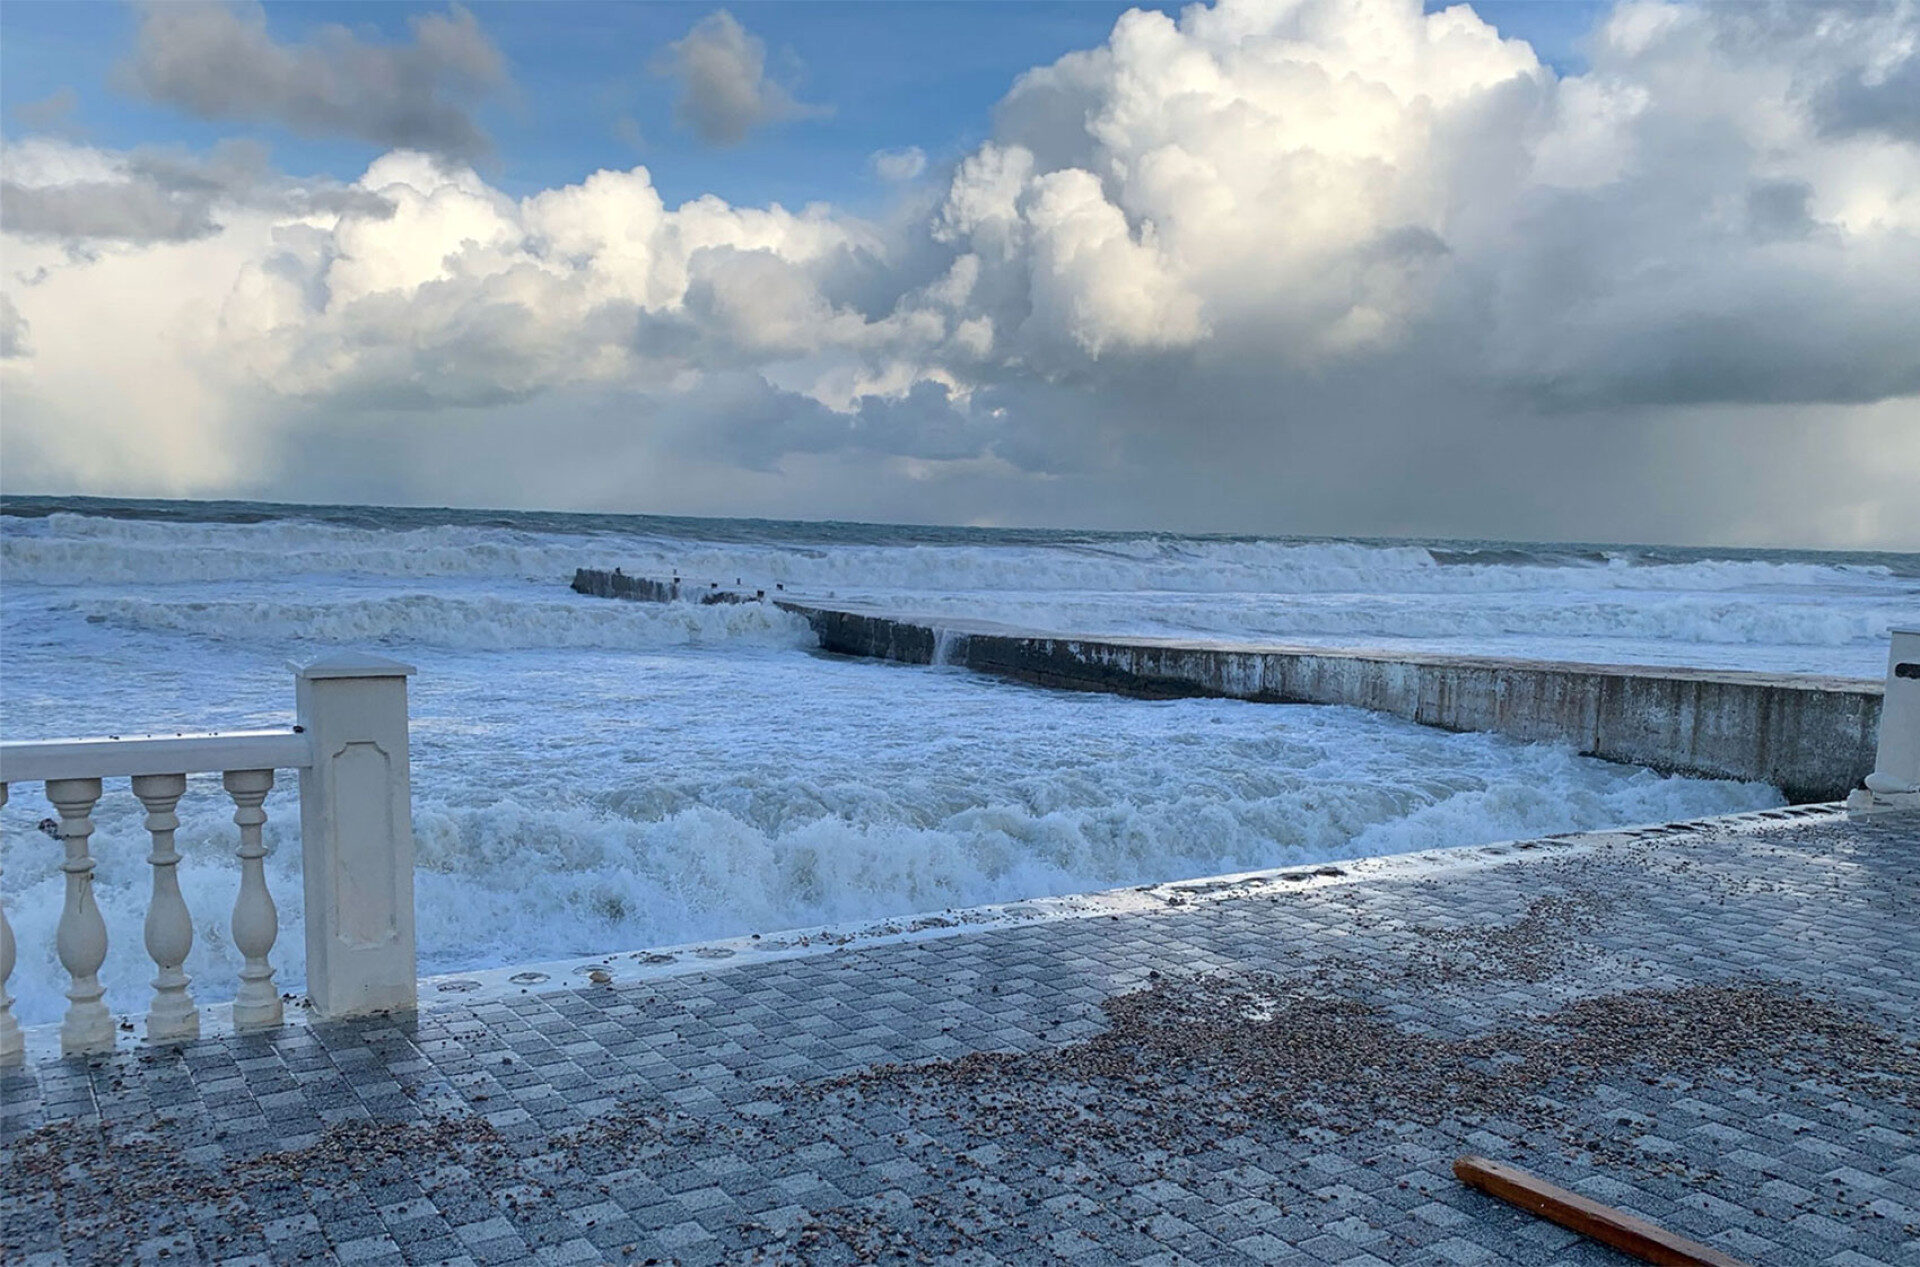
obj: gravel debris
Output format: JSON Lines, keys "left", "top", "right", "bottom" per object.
{"left": 4, "top": 810, "right": 1917, "bottom": 1265}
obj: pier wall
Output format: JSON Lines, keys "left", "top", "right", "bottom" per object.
{"left": 571, "top": 569, "right": 1883, "bottom": 802}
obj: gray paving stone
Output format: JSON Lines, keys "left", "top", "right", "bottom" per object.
{"left": 5, "top": 810, "right": 1920, "bottom": 1265}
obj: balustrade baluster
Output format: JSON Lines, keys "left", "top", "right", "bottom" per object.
{"left": 46, "top": 777, "right": 112, "bottom": 1055}
{"left": 133, "top": 773, "right": 197, "bottom": 1042}
{"left": 0, "top": 783, "right": 21, "bottom": 1065}
{"left": 223, "top": 769, "right": 281, "bottom": 1030}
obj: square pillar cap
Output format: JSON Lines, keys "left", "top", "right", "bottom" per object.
{"left": 1892, "top": 626, "right": 1920, "bottom": 637}
{"left": 293, "top": 651, "right": 418, "bottom": 680}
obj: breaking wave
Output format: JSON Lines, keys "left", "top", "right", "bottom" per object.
{"left": 0, "top": 496, "right": 1900, "bottom": 1028}
{"left": 70, "top": 592, "right": 815, "bottom": 652}
{"left": 873, "top": 590, "right": 1903, "bottom": 653}
{"left": 3, "top": 509, "right": 1903, "bottom": 600}
{"left": 1, "top": 703, "right": 1782, "bottom": 1028}
{"left": 3, "top": 513, "right": 590, "bottom": 584}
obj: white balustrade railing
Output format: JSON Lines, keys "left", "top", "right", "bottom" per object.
{"left": 0, "top": 653, "right": 417, "bottom": 1063}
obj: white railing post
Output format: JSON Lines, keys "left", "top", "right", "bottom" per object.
{"left": 133, "top": 772, "right": 198, "bottom": 1042}
{"left": 0, "top": 783, "right": 20, "bottom": 1065}
{"left": 294, "top": 653, "right": 418, "bottom": 1019}
{"left": 1855, "top": 627, "right": 1920, "bottom": 813}
{"left": 225, "top": 769, "right": 282, "bottom": 1030}
{"left": 46, "top": 776, "right": 112, "bottom": 1056}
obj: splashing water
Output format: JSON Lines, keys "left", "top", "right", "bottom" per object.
{"left": 3, "top": 497, "right": 1904, "bottom": 1025}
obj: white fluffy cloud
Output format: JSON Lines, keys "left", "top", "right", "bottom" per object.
{"left": 933, "top": 0, "right": 1920, "bottom": 395}
{"left": 0, "top": 143, "right": 986, "bottom": 488}
{"left": 4, "top": 0, "right": 1918, "bottom": 544}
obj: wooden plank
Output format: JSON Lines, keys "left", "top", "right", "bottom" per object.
{"left": 1454, "top": 1155, "right": 1752, "bottom": 1267}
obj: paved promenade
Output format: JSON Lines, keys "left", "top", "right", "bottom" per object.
{"left": 4, "top": 806, "right": 1917, "bottom": 1266}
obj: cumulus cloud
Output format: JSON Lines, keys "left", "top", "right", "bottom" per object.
{"left": 0, "top": 144, "right": 975, "bottom": 454}
{"left": 926, "top": 0, "right": 1549, "bottom": 369}
{"left": 1473, "top": 0, "right": 1920, "bottom": 408}
{"left": 119, "top": 1, "right": 506, "bottom": 158}
{"left": 657, "top": 10, "right": 829, "bottom": 146}
{"left": 5, "top": 0, "right": 1919, "bottom": 545}
{"left": 930, "top": 0, "right": 1920, "bottom": 404}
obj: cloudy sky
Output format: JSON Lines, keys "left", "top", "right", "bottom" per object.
{"left": 2, "top": 0, "right": 1916, "bottom": 547}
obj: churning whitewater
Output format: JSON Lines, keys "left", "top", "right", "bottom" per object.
{"left": 2, "top": 498, "right": 1913, "bottom": 1026}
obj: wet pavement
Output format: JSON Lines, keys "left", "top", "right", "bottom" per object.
{"left": 4, "top": 805, "right": 1917, "bottom": 1266}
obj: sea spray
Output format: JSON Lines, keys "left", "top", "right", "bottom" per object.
{"left": 0, "top": 673, "right": 1781, "bottom": 1027}
{"left": 3, "top": 498, "right": 1899, "bottom": 1026}
{"left": 5, "top": 504, "right": 1909, "bottom": 672}
{"left": 930, "top": 627, "right": 969, "bottom": 668}
{"left": 74, "top": 591, "right": 817, "bottom": 653}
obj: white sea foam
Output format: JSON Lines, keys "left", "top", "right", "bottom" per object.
{"left": 72, "top": 591, "right": 815, "bottom": 652}
{"left": 0, "top": 686, "right": 1781, "bottom": 1028}
{"left": 7, "top": 509, "right": 1912, "bottom": 672}
{"left": 3, "top": 513, "right": 593, "bottom": 583}
{"left": 0, "top": 503, "right": 1905, "bottom": 1026}
{"left": 859, "top": 590, "right": 1900, "bottom": 653}
{"left": 3, "top": 509, "right": 1900, "bottom": 599}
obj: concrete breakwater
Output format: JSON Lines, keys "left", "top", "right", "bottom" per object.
{"left": 582, "top": 570, "right": 767, "bottom": 604}
{"left": 571, "top": 568, "right": 1883, "bottom": 802}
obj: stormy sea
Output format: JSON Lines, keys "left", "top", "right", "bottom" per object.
{"left": 2, "top": 495, "right": 1915, "bottom": 1025}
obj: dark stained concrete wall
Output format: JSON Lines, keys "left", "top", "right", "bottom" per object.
{"left": 572, "top": 569, "right": 1883, "bottom": 802}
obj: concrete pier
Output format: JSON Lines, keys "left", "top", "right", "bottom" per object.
{"left": 572, "top": 569, "right": 1884, "bottom": 802}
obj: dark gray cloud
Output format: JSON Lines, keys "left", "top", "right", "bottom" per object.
{"left": 1698, "top": 2, "right": 1920, "bottom": 146}
{"left": 12, "top": 88, "right": 80, "bottom": 134}
{"left": 1, "top": 176, "right": 218, "bottom": 243}
{"left": 0, "top": 293, "right": 28, "bottom": 358}
{"left": 657, "top": 10, "right": 827, "bottom": 147}
{"left": 1, "top": 140, "right": 394, "bottom": 244}
{"left": 675, "top": 376, "right": 1023, "bottom": 472}
{"left": 239, "top": 362, "right": 1918, "bottom": 548}
{"left": 1745, "top": 179, "right": 1816, "bottom": 241}
{"left": 120, "top": 1, "right": 506, "bottom": 159}
{"left": 252, "top": 383, "right": 1120, "bottom": 527}
{"left": 1478, "top": 160, "right": 1920, "bottom": 410}
{"left": 1818, "top": 50, "right": 1920, "bottom": 143}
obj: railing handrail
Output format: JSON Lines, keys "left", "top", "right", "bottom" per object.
{"left": 1, "top": 652, "right": 418, "bottom": 1064}
{"left": 0, "top": 729, "right": 313, "bottom": 784}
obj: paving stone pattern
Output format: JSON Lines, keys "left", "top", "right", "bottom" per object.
{"left": 4, "top": 809, "right": 1918, "bottom": 1266}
